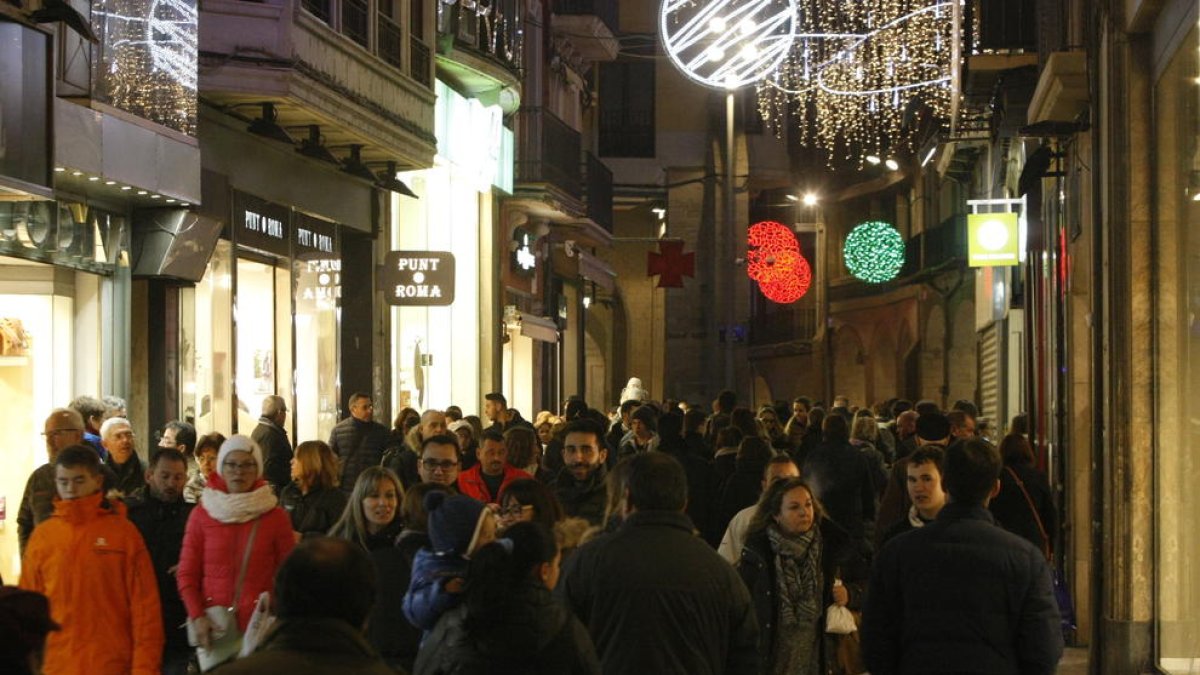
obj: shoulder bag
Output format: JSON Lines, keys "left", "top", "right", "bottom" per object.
{"left": 1004, "top": 466, "right": 1076, "bottom": 633}
{"left": 188, "top": 519, "right": 261, "bottom": 671}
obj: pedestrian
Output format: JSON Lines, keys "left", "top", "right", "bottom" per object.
{"left": 101, "top": 416, "right": 146, "bottom": 496}
{"left": 457, "top": 429, "right": 533, "bottom": 504}
{"left": 125, "top": 447, "right": 195, "bottom": 675}
{"left": 328, "top": 466, "right": 405, "bottom": 551}
{"left": 418, "top": 433, "right": 463, "bottom": 489}
{"left": 504, "top": 425, "right": 543, "bottom": 477}
{"left": 18, "top": 408, "right": 85, "bottom": 555}
{"left": 715, "top": 436, "right": 773, "bottom": 541}
{"left": 68, "top": 395, "right": 107, "bottom": 459}
{"left": 879, "top": 446, "right": 947, "bottom": 546}
{"left": 875, "top": 412, "right": 951, "bottom": 549}
{"left": 484, "top": 392, "right": 534, "bottom": 433}
{"left": 801, "top": 414, "right": 877, "bottom": 547}
{"left": 617, "top": 404, "right": 659, "bottom": 460}
{"left": 251, "top": 395, "right": 293, "bottom": 494}
{"left": 403, "top": 491, "right": 498, "bottom": 632}
{"left": 498, "top": 477, "right": 565, "bottom": 533}
{"left": 559, "top": 452, "right": 760, "bottom": 675}
{"left": 657, "top": 410, "right": 719, "bottom": 544}
{"left": 549, "top": 420, "right": 609, "bottom": 525}
{"left": 213, "top": 537, "right": 394, "bottom": 675}
{"left": 280, "top": 440, "right": 349, "bottom": 540}
{"left": 176, "top": 435, "right": 295, "bottom": 670}
{"left": 712, "top": 426, "right": 744, "bottom": 485}
{"left": 368, "top": 482, "right": 448, "bottom": 672}
{"left": 718, "top": 455, "right": 801, "bottom": 565}
{"left": 448, "top": 419, "right": 479, "bottom": 471}
{"left": 20, "top": 445, "right": 164, "bottom": 674}
{"left": 737, "top": 477, "right": 870, "bottom": 674}
{"left": 414, "top": 521, "right": 602, "bottom": 675}
{"left": 184, "top": 432, "right": 224, "bottom": 504}
{"left": 989, "top": 433, "right": 1057, "bottom": 553}
{"left": 328, "top": 393, "right": 391, "bottom": 492}
{"left": 861, "top": 438, "right": 1064, "bottom": 674}
{"left": 0, "top": 586, "right": 60, "bottom": 675}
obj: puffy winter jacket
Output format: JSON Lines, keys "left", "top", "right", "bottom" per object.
{"left": 329, "top": 417, "right": 391, "bottom": 492}
{"left": 403, "top": 547, "right": 469, "bottom": 631}
{"left": 125, "top": 492, "right": 195, "bottom": 657}
{"left": 20, "top": 492, "right": 165, "bottom": 675}
{"left": 550, "top": 467, "right": 608, "bottom": 526}
{"left": 280, "top": 483, "right": 349, "bottom": 538}
{"left": 456, "top": 464, "right": 532, "bottom": 504}
{"left": 252, "top": 418, "right": 293, "bottom": 494}
{"left": 176, "top": 477, "right": 296, "bottom": 631}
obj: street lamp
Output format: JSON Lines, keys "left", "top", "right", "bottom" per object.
{"left": 661, "top": 0, "right": 798, "bottom": 391}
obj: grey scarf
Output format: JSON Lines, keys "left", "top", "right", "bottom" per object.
{"left": 767, "top": 524, "right": 823, "bottom": 675}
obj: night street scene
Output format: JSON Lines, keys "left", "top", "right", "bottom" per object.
{"left": 0, "top": 0, "right": 1195, "bottom": 673}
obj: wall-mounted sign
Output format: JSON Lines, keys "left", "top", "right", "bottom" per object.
{"left": 382, "top": 251, "right": 455, "bottom": 306}
{"left": 233, "top": 191, "right": 289, "bottom": 257}
{"left": 512, "top": 227, "right": 537, "bottom": 276}
{"left": 294, "top": 213, "right": 337, "bottom": 257}
{"left": 968, "top": 212, "right": 1020, "bottom": 267}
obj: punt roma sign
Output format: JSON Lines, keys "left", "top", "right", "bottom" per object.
{"left": 382, "top": 251, "right": 455, "bottom": 306}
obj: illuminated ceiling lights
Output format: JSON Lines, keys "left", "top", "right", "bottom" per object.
{"left": 756, "top": 0, "right": 961, "bottom": 162}
{"left": 660, "top": 0, "right": 799, "bottom": 89}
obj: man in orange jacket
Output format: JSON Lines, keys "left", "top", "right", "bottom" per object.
{"left": 20, "top": 444, "right": 164, "bottom": 675}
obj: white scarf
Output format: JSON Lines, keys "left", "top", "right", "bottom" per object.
{"left": 201, "top": 484, "right": 278, "bottom": 523}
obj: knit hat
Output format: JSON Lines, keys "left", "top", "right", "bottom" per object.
{"left": 915, "top": 413, "right": 951, "bottom": 443}
{"left": 217, "top": 434, "right": 263, "bottom": 472}
{"left": 425, "top": 491, "right": 489, "bottom": 555}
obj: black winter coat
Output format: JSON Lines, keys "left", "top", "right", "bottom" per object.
{"left": 801, "top": 440, "right": 876, "bottom": 544}
{"left": 661, "top": 439, "right": 718, "bottom": 544}
{"left": 860, "top": 503, "right": 1064, "bottom": 674}
{"left": 736, "top": 519, "right": 871, "bottom": 674}
{"left": 106, "top": 454, "right": 146, "bottom": 496}
{"left": 381, "top": 442, "right": 421, "bottom": 490}
{"left": 125, "top": 492, "right": 195, "bottom": 656}
{"left": 414, "top": 578, "right": 601, "bottom": 675}
{"left": 369, "top": 529, "right": 429, "bottom": 672}
{"left": 214, "top": 617, "right": 394, "bottom": 675}
{"left": 989, "top": 462, "right": 1057, "bottom": 554}
{"left": 550, "top": 467, "right": 608, "bottom": 526}
{"left": 328, "top": 417, "right": 391, "bottom": 492}
{"left": 279, "top": 484, "right": 349, "bottom": 538}
{"left": 715, "top": 457, "right": 767, "bottom": 539}
{"left": 252, "top": 418, "right": 293, "bottom": 494}
{"left": 559, "top": 510, "right": 760, "bottom": 675}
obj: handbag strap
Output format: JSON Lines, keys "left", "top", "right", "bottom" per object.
{"left": 1003, "top": 466, "right": 1051, "bottom": 560}
{"left": 231, "top": 520, "right": 261, "bottom": 609}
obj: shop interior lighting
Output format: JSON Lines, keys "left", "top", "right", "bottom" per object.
{"left": 105, "top": 180, "right": 117, "bottom": 185}
{"left": 88, "top": 176, "right": 100, "bottom": 181}
{"left": 54, "top": 167, "right": 66, "bottom": 173}
{"left": 865, "top": 155, "right": 882, "bottom": 165}
{"left": 247, "top": 103, "right": 295, "bottom": 145}
{"left": 296, "top": 125, "right": 340, "bottom": 165}
{"left": 71, "top": 170, "right": 83, "bottom": 177}
{"left": 121, "top": 186, "right": 133, "bottom": 191}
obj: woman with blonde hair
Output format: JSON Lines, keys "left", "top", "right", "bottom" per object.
{"left": 328, "top": 466, "right": 405, "bottom": 551}
{"left": 280, "top": 440, "right": 348, "bottom": 540}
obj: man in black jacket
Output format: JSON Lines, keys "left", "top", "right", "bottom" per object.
{"left": 549, "top": 420, "right": 609, "bottom": 525}
{"left": 252, "top": 395, "right": 293, "bottom": 494}
{"left": 559, "top": 451, "right": 759, "bottom": 675}
{"left": 329, "top": 393, "right": 391, "bottom": 492}
{"left": 861, "top": 438, "right": 1064, "bottom": 674}
{"left": 125, "top": 448, "right": 195, "bottom": 675}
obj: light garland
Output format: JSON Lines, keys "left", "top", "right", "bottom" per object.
{"left": 755, "top": 0, "right": 959, "bottom": 162}
{"left": 747, "top": 220, "right": 812, "bottom": 303}
{"left": 843, "top": 220, "right": 905, "bottom": 283}
{"left": 660, "top": 0, "right": 800, "bottom": 89}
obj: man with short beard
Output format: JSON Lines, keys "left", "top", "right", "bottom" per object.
{"left": 550, "top": 420, "right": 609, "bottom": 525}
{"left": 126, "top": 448, "right": 195, "bottom": 675}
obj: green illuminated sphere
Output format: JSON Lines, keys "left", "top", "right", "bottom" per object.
{"left": 843, "top": 221, "right": 905, "bottom": 283}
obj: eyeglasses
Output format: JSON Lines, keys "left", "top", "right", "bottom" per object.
{"left": 421, "top": 458, "right": 459, "bottom": 471}
{"left": 499, "top": 503, "right": 533, "bottom": 518}
{"left": 43, "top": 428, "right": 83, "bottom": 437}
{"left": 222, "top": 461, "right": 258, "bottom": 472}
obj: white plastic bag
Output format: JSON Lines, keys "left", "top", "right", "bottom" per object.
{"left": 238, "top": 591, "right": 275, "bottom": 658}
{"left": 825, "top": 604, "right": 857, "bottom": 635}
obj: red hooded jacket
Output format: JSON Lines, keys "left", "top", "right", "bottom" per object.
{"left": 456, "top": 464, "right": 532, "bottom": 504}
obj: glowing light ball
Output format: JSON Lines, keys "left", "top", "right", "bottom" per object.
{"left": 843, "top": 221, "right": 905, "bottom": 283}
{"left": 747, "top": 220, "right": 812, "bottom": 303}
{"left": 660, "top": 0, "right": 799, "bottom": 89}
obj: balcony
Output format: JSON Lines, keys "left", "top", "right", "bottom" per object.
{"left": 517, "top": 107, "right": 582, "bottom": 199}
{"left": 900, "top": 214, "right": 967, "bottom": 277}
{"left": 975, "top": 0, "right": 1037, "bottom": 52}
{"left": 584, "top": 152, "right": 613, "bottom": 234}
{"left": 199, "top": 0, "right": 437, "bottom": 169}
{"left": 750, "top": 307, "right": 819, "bottom": 348}
{"left": 551, "top": 0, "right": 619, "bottom": 62}
{"left": 434, "top": 0, "right": 522, "bottom": 109}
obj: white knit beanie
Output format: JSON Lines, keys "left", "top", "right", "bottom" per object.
{"left": 217, "top": 434, "right": 263, "bottom": 471}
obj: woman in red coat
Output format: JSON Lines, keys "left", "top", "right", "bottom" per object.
{"left": 177, "top": 434, "right": 295, "bottom": 668}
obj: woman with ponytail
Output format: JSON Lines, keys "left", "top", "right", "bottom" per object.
{"left": 413, "top": 522, "right": 600, "bottom": 675}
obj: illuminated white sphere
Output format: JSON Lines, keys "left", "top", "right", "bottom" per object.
{"left": 661, "top": 0, "right": 798, "bottom": 90}
{"left": 977, "top": 218, "right": 1010, "bottom": 251}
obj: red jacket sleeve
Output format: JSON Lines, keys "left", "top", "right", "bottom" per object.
{"left": 176, "top": 507, "right": 207, "bottom": 620}
{"left": 125, "top": 526, "right": 165, "bottom": 675}
{"left": 266, "top": 508, "right": 296, "bottom": 592}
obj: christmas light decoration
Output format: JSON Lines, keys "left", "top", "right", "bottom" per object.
{"left": 660, "top": 0, "right": 800, "bottom": 89}
{"left": 93, "top": 0, "right": 198, "bottom": 135}
{"left": 756, "top": 0, "right": 960, "bottom": 162}
{"left": 747, "top": 220, "right": 812, "bottom": 303}
{"left": 843, "top": 220, "right": 905, "bottom": 283}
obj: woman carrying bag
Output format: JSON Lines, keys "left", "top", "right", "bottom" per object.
{"left": 177, "top": 435, "right": 296, "bottom": 671}
{"left": 737, "top": 477, "right": 871, "bottom": 675}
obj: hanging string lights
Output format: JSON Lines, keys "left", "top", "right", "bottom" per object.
{"left": 843, "top": 220, "right": 906, "bottom": 283}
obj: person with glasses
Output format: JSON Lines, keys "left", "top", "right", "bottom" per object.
{"left": 496, "top": 478, "right": 564, "bottom": 533}
{"left": 177, "top": 435, "right": 295, "bottom": 669}
{"left": 18, "top": 409, "right": 87, "bottom": 555}
{"left": 101, "top": 417, "right": 146, "bottom": 497}
{"left": 417, "top": 434, "right": 462, "bottom": 489}
{"left": 328, "top": 393, "right": 390, "bottom": 494}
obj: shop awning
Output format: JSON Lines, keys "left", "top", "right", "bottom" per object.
{"left": 519, "top": 314, "right": 559, "bottom": 343}
{"left": 578, "top": 250, "right": 617, "bottom": 293}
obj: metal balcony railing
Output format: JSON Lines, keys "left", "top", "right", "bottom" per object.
{"left": 900, "top": 214, "right": 967, "bottom": 277}
{"left": 516, "top": 107, "right": 582, "bottom": 198}
{"left": 975, "top": 0, "right": 1037, "bottom": 52}
{"left": 378, "top": 14, "right": 403, "bottom": 69}
{"left": 553, "top": 0, "right": 618, "bottom": 36}
{"left": 750, "top": 307, "right": 819, "bottom": 346}
{"left": 584, "top": 152, "right": 613, "bottom": 233}
{"left": 410, "top": 38, "right": 432, "bottom": 87}
{"left": 342, "top": 0, "right": 370, "bottom": 48}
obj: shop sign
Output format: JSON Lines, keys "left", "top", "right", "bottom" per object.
{"left": 233, "top": 191, "right": 289, "bottom": 257}
{"left": 512, "top": 227, "right": 537, "bottom": 276}
{"left": 0, "top": 201, "right": 124, "bottom": 273}
{"left": 968, "top": 212, "right": 1020, "bottom": 267}
{"left": 294, "top": 213, "right": 337, "bottom": 256}
{"left": 382, "top": 251, "right": 455, "bottom": 306}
